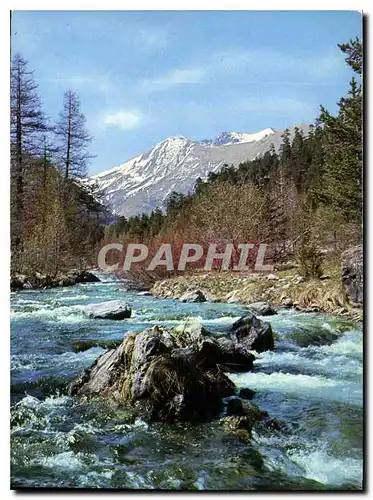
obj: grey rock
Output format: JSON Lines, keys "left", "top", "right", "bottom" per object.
{"left": 179, "top": 290, "right": 206, "bottom": 303}
{"left": 341, "top": 245, "right": 363, "bottom": 307}
{"left": 69, "top": 324, "right": 239, "bottom": 422}
{"left": 295, "top": 275, "right": 305, "bottom": 284}
{"left": 216, "top": 337, "right": 255, "bottom": 372}
{"left": 10, "top": 274, "right": 27, "bottom": 290}
{"left": 75, "top": 270, "right": 101, "bottom": 283}
{"left": 247, "top": 301, "right": 277, "bottom": 316}
{"left": 226, "top": 397, "right": 244, "bottom": 416}
{"left": 238, "top": 388, "right": 256, "bottom": 400}
{"left": 10, "top": 269, "right": 100, "bottom": 291}
{"left": 267, "top": 273, "right": 279, "bottom": 281}
{"left": 83, "top": 300, "right": 132, "bottom": 320}
{"left": 282, "top": 297, "right": 293, "bottom": 308}
{"left": 231, "top": 312, "right": 274, "bottom": 352}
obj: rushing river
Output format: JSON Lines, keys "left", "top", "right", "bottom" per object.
{"left": 10, "top": 274, "right": 363, "bottom": 490}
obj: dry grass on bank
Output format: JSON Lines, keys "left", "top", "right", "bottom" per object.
{"left": 151, "top": 264, "right": 353, "bottom": 315}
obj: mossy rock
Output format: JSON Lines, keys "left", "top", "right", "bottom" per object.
{"left": 220, "top": 416, "right": 253, "bottom": 441}
{"left": 70, "top": 324, "right": 250, "bottom": 423}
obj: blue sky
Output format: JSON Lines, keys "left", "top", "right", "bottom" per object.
{"left": 12, "top": 10, "right": 362, "bottom": 175}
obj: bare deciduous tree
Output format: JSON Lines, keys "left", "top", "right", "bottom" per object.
{"left": 54, "top": 89, "right": 93, "bottom": 180}
{"left": 10, "top": 54, "right": 47, "bottom": 266}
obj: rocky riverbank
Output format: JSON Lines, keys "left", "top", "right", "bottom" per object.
{"left": 151, "top": 249, "right": 363, "bottom": 321}
{"left": 10, "top": 269, "right": 100, "bottom": 291}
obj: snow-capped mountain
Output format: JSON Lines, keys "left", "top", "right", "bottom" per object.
{"left": 90, "top": 125, "right": 309, "bottom": 217}
{"left": 202, "top": 128, "right": 275, "bottom": 146}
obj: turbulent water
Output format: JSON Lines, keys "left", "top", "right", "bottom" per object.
{"left": 10, "top": 274, "right": 363, "bottom": 490}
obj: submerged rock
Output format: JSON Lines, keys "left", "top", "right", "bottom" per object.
{"left": 73, "top": 270, "right": 101, "bottom": 283}
{"left": 231, "top": 312, "right": 274, "bottom": 352}
{"left": 220, "top": 398, "right": 270, "bottom": 440}
{"left": 238, "top": 387, "right": 256, "bottom": 400}
{"left": 72, "top": 339, "right": 122, "bottom": 353}
{"left": 247, "top": 301, "right": 276, "bottom": 316}
{"left": 69, "top": 323, "right": 256, "bottom": 422}
{"left": 83, "top": 300, "right": 132, "bottom": 320}
{"left": 287, "top": 325, "right": 339, "bottom": 347}
{"left": 226, "top": 397, "right": 244, "bottom": 416}
{"left": 341, "top": 245, "right": 363, "bottom": 307}
{"left": 179, "top": 290, "right": 207, "bottom": 303}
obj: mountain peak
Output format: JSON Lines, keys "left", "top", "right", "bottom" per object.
{"left": 90, "top": 124, "right": 308, "bottom": 217}
{"left": 212, "top": 128, "right": 276, "bottom": 146}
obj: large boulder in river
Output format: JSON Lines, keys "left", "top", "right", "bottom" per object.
{"left": 341, "top": 245, "right": 363, "bottom": 307}
{"left": 69, "top": 322, "right": 255, "bottom": 422}
{"left": 83, "top": 300, "right": 132, "bottom": 320}
{"left": 215, "top": 338, "right": 255, "bottom": 372}
{"left": 231, "top": 312, "right": 274, "bottom": 352}
{"left": 179, "top": 290, "right": 206, "bottom": 303}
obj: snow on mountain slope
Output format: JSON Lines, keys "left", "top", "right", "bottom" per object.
{"left": 90, "top": 125, "right": 309, "bottom": 217}
{"left": 202, "top": 128, "right": 276, "bottom": 146}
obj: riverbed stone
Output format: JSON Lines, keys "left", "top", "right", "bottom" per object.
{"left": 179, "top": 290, "right": 207, "bottom": 303}
{"left": 83, "top": 300, "right": 132, "bottom": 320}
{"left": 73, "top": 270, "right": 101, "bottom": 283}
{"left": 214, "top": 338, "right": 255, "bottom": 372}
{"left": 238, "top": 388, "right": 256, "bottom": 400}
{"left": 231, "top": 312, "right": 274, "bottom": 352}
{"left": 267, "top": 273, "right": 279, "bottom": 281}
{"left": 226, "top": 397, "right": 244, "bottom": 416}
{"left": 247, "top": 301, "right": 277, "bottom": 316}
{"left": 10, "top": 269, "right": 100, "bottom": 291}
{"left": 220, "top": 400, "right": 269, "bottom": 440}
{"left": 282, "top": 297, "right": 293, "bottom": 308}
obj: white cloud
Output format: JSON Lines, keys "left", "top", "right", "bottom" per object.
{"left": 101, "top": 110, "right": 143, "bottom": 130}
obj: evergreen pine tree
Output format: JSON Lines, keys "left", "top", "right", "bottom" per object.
{"left": 317, "top": 38, "right": 362, "bottom": 224}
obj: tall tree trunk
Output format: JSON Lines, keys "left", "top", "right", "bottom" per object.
{"left": 14, "top": 61, "right": 23, "bottom": 261}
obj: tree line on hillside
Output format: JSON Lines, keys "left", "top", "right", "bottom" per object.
{"left": 10, "top": 54, "right": 107, "bottom": 275}
{"left": 104, "top": 38, "right": 362, "bottom": 279}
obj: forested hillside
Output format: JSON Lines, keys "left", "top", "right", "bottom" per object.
{"left": 10, "top": 38, "right": 362, "bottom": 279}
{"left": 103, "top": 38, "right": 362, "bottom": 279}
{"left": 10, "top": 54, "right": 107, "bottom": 275}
